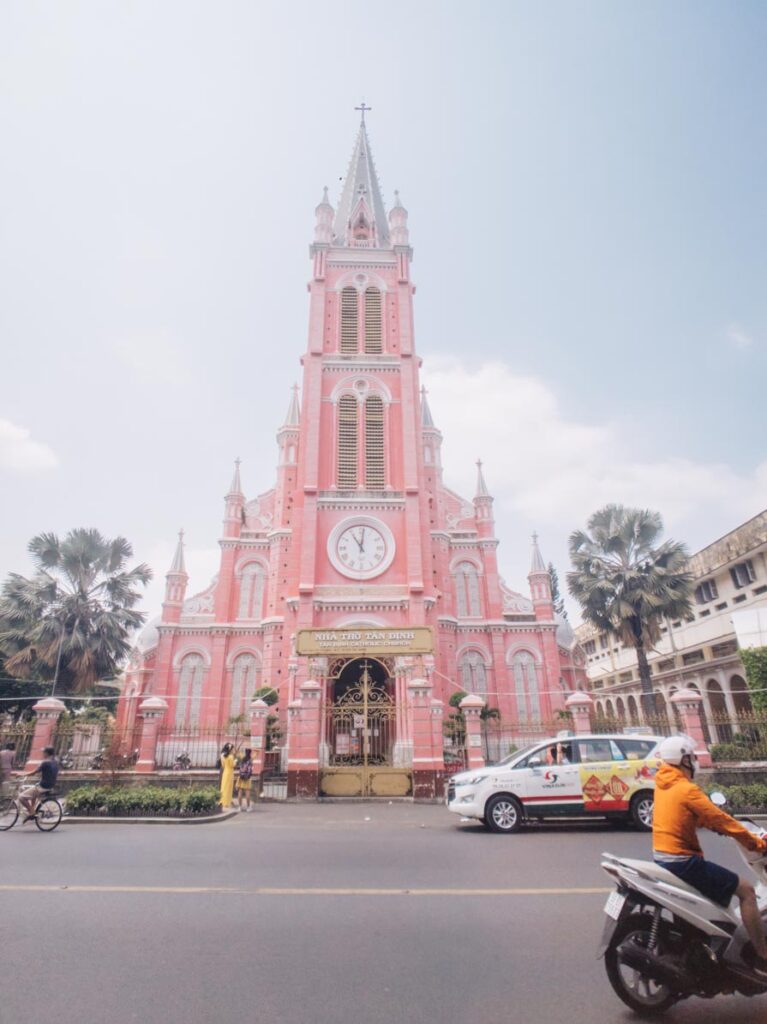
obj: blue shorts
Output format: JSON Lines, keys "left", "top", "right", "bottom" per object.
{"left": 657, "top": 855, "right": 739, "bottom": 908}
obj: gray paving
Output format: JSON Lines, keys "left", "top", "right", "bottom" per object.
{"left": 2, "top": 803, "right": 763, "bottom": 1023}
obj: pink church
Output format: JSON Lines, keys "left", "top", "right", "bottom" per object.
{"left": 119, "top": 114, "right": 584, "bottom": 796}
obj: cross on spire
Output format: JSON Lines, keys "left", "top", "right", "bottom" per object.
{"left": 355, "top": 101, "right": 372, "bottom": 124}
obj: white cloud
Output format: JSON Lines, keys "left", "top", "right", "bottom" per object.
{"left": 726, "top": 323, "right": 755, "bottom": 350}
{"left": 422, "top": 356, "right": 767, "bottom": 617}
{"left": 0, "top": 418, "right": 58, "bottom": 472}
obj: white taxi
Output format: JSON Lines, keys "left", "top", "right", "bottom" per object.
{"left": 447, "top": 732, "right": 666, "bottom": 834}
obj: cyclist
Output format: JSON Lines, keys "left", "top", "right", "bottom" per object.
{"left": 18, "top": 746, "right": 59, "bottom": 823}
{"left": 653, "top": 735, "right": 767, "bottom": 977}
{"left": 0, "top": 742, "right": 15, "bottom": 796}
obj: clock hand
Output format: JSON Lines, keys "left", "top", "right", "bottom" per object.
{"left": 355, "top": 528, "right": 365, "bottom": 552}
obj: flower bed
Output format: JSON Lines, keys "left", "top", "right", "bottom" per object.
{"left": 65, "top": 784, "right": 220, "bottom": 817}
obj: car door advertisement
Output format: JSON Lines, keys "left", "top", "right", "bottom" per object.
{"left": 579, "top": 758, "right": 662, "bottom": 812}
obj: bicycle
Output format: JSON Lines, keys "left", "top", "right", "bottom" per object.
{"left": 0, "top": 781, "right": 63, "bottom": 832}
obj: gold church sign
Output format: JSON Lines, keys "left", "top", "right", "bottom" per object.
{"left": 296, "top": 627, "right": 433, "bottom": 657}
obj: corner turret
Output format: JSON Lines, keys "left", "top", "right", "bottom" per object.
{"left": 161, "top": 530, "right": 188, "bottom": 623}
{"left": 223, "top": 458, "right": 244, "bottom": 539}
{"left": 473, "top": 460, "right": 495, "bottom": 538}
{"left": 528, "top": 533, "right": 554, "bottom": 621}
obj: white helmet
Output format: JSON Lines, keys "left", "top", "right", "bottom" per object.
{"left": 658, "top": 735, "right": 698, "bottom": 772}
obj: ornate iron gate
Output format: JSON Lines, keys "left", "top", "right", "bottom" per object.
{"left": 321, "top": 662, "right": 410, "bottom": 797}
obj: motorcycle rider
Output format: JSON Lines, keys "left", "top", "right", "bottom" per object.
{"left": 653, "top": 735, "right": 767, "bottom": 976}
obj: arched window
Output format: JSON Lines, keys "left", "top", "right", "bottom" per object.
{"left": 175, "top": 653, "right": 205, "bottom": 728}
{"left": 455, "top": 562, "right": 481, "bottom": 617}
{"left": 512, "top": 651, "right": 540, "bottom": 723}
{"left": 364, "top": 287, "right": 382, "bottom": 353}
{"left": 459, "top": 650, "right": 487, "bottom": 696}
{"left": 337, "top": 394, "right": 358, "bottom": 488}
{"left": 364, "top": 395, "right": 385, "bottom": 488}
{"left": 340, "top": 287, "right": 358, "bottom": 353}
{"left": 238, "top": 563, "right": 267, "bottom": 620}
{"left": 229, "top": 653, "right": 259, "bottom": 719}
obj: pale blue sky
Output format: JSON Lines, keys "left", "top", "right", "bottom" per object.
{"left": 1, "top": 1, "right": 765, "bottom": 618}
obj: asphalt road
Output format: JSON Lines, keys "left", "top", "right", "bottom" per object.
{"left": 2, "top": 803, "right": 764, "bottom": 1024}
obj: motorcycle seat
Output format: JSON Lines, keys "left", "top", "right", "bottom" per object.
{"left": 615, "top": 857, "right": 704, "bottom": 898}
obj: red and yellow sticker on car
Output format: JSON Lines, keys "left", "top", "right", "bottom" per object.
{"left": 579, "top": 759, "right": 662, "bottom": 812}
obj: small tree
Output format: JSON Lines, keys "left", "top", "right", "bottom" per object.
{"left": 548, "top": 562, "right": 568, "bottom": 621}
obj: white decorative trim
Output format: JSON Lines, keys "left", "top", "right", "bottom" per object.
{"left": 172, "top": 646, "right": 212, "bottom": 670}
{"left": 455, "top": 642, "right": 491, "bottom": 664}
{"left": 234, "top": 555, "right": 270, "bottom": 577}
{"left": 329, "top": 374, "right": 393, "bottom": 405}
{"left": 332, "top": 269, "right": 389, "bottom": 293}
{"left": 449, "top": 553, "right": 484, "bottom": 573}
{"left": 505, "top": 643, "right": 543, "bottom": 666}
{"left": 225, "top": 647, "right": 263, "bottom": 670}
{"left": 332, "top": 614, "right": 388, "bottom": 628}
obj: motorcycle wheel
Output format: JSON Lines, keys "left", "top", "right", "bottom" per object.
{"left": 605, "top": 914, "right": 678, "bottom": 1016}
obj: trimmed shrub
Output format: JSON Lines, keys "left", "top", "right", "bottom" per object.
{"left": 65, "top": 785, "right": 220, "bottom": 817}
{"left": 704, "top": 782, "right": 767, "bottom": 814}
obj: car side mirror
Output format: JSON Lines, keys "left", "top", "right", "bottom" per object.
{"left": 528, "top": 756, "right": 543, "bottom": 768}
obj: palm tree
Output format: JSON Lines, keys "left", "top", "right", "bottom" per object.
{"left": 0, "top": 529, "right": 151, "bottom": 695}
{"left": 567, "top": 505, "right": 692, "bottom": 718}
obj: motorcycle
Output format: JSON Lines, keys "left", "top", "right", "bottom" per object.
{"left": 599, "top": 792, "right": 767, "bottom": 1015}
{"left": 172, "top": 751, "right": 192, "bottom": 771}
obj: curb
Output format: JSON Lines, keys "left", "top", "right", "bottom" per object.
{"left": 63, "top": 809, "right": 239, "bottom": 826}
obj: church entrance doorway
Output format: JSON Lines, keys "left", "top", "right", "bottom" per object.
{"left": 320, "top": 657, "right": 411, "bottom": 797}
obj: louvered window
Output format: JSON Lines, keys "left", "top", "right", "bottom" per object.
{"left": 338, "top": 395, "right": 358, "bottom": 488}
{"left": 230, "top": 653, "right": 259, "bottom": 719}
{"left": 175, "top": 653, "right": 205, "bottom": 728}
{"left": 364, "top": 288, "right": 382, "bottom": 353}
{"left": 238, "top": 563, "right": 266, "bottom": 620}
{"left": 455, "top": 562, "right": 481, "bottom": 617}
{"left": 459, "top": 650, "right": 487, "bottom": 696}
{"left": 512, "top": 652, "right": 539, "bottom": 723}
{"left": 340, "top": 287, "right": 358, "bottom": 353}
{"left": 364, "top": 395, "right": 385, "bottom": 489}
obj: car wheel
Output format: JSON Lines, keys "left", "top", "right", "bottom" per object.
{"left": 630, "top": 791, "right": 654, "bottom": 832}
{"left": 485, "top": 794, "right": 523, "bottom": 834}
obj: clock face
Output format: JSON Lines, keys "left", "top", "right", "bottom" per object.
{"left": 328, "top": 517, "right": 395, "bottom": 580}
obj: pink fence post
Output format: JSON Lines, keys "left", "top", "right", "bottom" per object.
{"left": 459, "top": 694, "right": 486, "bottom": 770}
{"left": 26, "top": 697, "right": 66, "bottom": 769}
{"left": 565, "top": 691, "right": 594, "bottom": 735}
{"left": 248, "top": 698, "right": 270, "bottom": 779}
{"left": 287, "top": 680, "right": 322, "bottom": 799}
{"left": 408, "top": 677, "right": 439, "bottom": 800}
{"left": 135, "top": 697, "right": 168, "bottom": 773}
{"left": 670, "top": 688, "right": 712, "bottom": 768}
{"left": 430, "top": 698, "right": 446, "bottom": 799}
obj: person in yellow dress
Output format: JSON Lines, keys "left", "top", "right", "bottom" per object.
{"left": 219, "top": 743, "right": 236, "bottom": 809}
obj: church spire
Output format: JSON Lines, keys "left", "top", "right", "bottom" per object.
{"left": 420, "top": 386, "right": 435, "bottom": 428}
{"left": 162, "top": 529, "right": 188, "bottom": 623}
{"left": 333, "top": 107, "right": 389, "bottom": 248}
{"left": 530, "top": 532, "right": 546, "bottom": 573}
{"left": 227, "top": 457, "right": 243, "bottom": 497}
{"left": 169, "top": 529, "right": 186, "bottom": 574}
{"left": 283, "top": 384, "right": 301, "bottom": 427}
{"left": 475, "top": 459, "right": 491, "bottom": 499}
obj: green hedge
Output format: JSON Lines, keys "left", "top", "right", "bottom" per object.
{"left": 704, "top": 782, "right": 767, "bottom": 814}
{"left": 710, "top": 732, "right": 766, "bottom": 763}
{"left": 65, "top": 785, "right": 220, "bottom": 817}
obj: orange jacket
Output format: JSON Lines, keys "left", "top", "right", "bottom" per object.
{"left": 653, "top": 763, "right": 764, "bottom": 858}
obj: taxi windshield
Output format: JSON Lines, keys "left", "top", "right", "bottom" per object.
{"left": 495, "top": 744, "right": 539, "bottom": 768}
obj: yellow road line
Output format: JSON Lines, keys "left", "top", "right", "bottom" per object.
{"left": 0, "top": 884, "right": 610, "bottom": 896}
